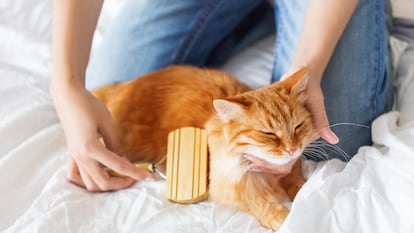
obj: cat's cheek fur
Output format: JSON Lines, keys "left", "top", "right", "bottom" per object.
{"left": 209, "top": 150, "right": 248, "bottom": 183}
{"left": 208, "top": 154, "right": 248, "bottom": 205}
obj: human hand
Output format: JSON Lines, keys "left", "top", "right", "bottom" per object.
{"left": 50, "top": 79, "right": 153, "bottom": 192}
{"left": 304, "top": 76, "right": 339, "bottom": 144}
{"left": 282, "top": 68, "right": 339, "bottom": 144}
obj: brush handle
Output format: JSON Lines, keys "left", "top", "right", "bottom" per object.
{"left": 108, "top": 163, "right": 153, "bottom": 178}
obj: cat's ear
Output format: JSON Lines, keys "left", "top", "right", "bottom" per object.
{"left": 213, "top": 99, "right": 244, "bottom": 121}
{"left": 278, "top": 67, "right": 308, "bottom": 95}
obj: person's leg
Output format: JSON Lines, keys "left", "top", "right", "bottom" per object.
{"left": 86, "top": 0, "right": 264, "bottom": 90}
{"left": 272, "top": 0, "right": 393, "bottom": 161}
{"left": 206, "top": 2, "right": 275, "bottom": 67}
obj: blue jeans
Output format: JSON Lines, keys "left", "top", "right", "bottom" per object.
{"left": 86, "top": 0, "right": 393, "bottom": 161}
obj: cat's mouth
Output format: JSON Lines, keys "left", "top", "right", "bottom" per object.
{"left": 242, "top": 153, "right": 300, "bottom": 175}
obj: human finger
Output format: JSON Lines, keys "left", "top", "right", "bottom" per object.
{"left": 79, "top": 156, "right": 136, "bottom": 191}
{"left": 66, "top": 157, "right": 86, "bottom": 188}
{"left": 87, "top": 139, "right": 154, "bottom": 181}
{"left": 77, "top": 161, "right": 101, "bottom": 192}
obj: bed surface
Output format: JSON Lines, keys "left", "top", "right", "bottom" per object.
{"left": 1, "top": 0, "right": 414, "bottom": 232}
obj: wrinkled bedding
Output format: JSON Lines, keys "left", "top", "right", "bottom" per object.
{"left": 1, "top": 0, "right": 414, "bottom": 232}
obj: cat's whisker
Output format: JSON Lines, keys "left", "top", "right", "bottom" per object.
{"left": 303, "top": 153, "right": 328, "bottom": 162}
{"left": 328, "top": 122, "right": 370, "bottom": 129}
{"left": 304, "top": 122, "right": 369, "bottom": 161}
{"left": 324, "top": 143, "right": 349, "bottom": 162}
{"left": 304, "top": 140, "right": 350, "bottom": 161}
{"left": 302, "top": 150, "right": 329, "bottom": 161}
{"left": 303, "top": 144, "right": 324, "bottom": 152}
{"left": 310, "top": 150, "right": 329, "bottom": 161}
{"left": 322, "top": 141, "right": 349, "bottom": 160}
{"left": 303, "top": 146, "right": 330, "bottom": 161}
{"left": 323, "top": 142, "right": 348, "bottom": 161}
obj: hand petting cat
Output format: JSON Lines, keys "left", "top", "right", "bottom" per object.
{"left": 304, "top": 74, "right": 340, "bottom": 145}
{"left": 281, "top": 68, "right": 339, "bottom": 145}
{"left": 280, "top": 0, "right": 358, "bottom": 147}
{"left": 244, "top": 68, "right": 339, "bottom": 175}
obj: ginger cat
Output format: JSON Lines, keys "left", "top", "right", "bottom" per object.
{"left": 93, "top": 66, "right": 314, "bottom": 230}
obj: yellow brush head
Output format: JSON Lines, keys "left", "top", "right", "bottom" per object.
{"left": 166, "top": 127, "right": 208, "bottom": 204}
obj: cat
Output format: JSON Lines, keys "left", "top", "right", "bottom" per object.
{"left": 93, "top": 65, "right": 314, "bottom": 230}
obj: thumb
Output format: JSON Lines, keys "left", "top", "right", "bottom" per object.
{"left": 313, "top": 108, "right": 339, "bottom": 144}
{"left": 318, "top": 126, "right": 339, "bottom": 145}
{"left": 307, "top": 87, "right": 339, "bottom": 144}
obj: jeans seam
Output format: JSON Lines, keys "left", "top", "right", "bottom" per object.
{"left": 272, "top": 4, "right": 283, "bottom": 82}
{"left": 373, "top": 0, "right": 386, "bottom": 118}
{"left": 172, "top": 0, "right": 226, "bottom": 64}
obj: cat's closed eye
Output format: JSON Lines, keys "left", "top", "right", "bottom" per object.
{"left": 295, "top": 123, "right": 303, "bottom": 131}
{"left": 261, "top": 130, "right": 276, "bottom": 136}
{"left": 260, "top": 130, "right": 284, "bottom": 138}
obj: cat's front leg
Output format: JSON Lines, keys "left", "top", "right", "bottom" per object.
{"left": 243, "top": 200, "right": 289, "bottom": 230}
{"left": 280, "top": 159, "right": 305, "bottom": 201}
{"left": 237, "top": 173, "right": 290, "bottom": 230}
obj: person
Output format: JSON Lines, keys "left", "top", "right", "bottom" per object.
{"left": 51, "top": 0, "right": 393, "bottom": 192}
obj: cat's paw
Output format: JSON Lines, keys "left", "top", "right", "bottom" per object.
{"left": 259, "top": 204, "right": 289, "bottom": 231}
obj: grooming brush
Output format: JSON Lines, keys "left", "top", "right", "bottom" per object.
{"left": 165, "top": 127, "right": 208, "bottom": 204}
{"left": 109, "top": 127, "right": 208, "bottom": 204}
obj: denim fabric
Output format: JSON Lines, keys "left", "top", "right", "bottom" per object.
{"left": 86, "top": 0, "right": 393, "bottom": 161}
{"left": 86, "top": 0, "right": 262, "bottom": 89}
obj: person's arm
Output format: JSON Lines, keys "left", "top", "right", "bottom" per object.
{"left": 288, "top": 0, "right": 358, "bottom": 144}
{"left": 52, "top": 0, "right": 102, "bottom": 85}
{"left": 51, "top": 0, "right": 152, "bottom": 191}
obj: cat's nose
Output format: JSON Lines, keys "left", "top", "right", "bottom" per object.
{"left": 285, "top": 147, "right": 297, "bottom": 155}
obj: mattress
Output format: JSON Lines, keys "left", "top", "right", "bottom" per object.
{"left": 1, "top": 0, "right": 414, "bottom": 232}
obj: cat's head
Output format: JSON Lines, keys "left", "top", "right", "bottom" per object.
{"left": 213, "top": 68, "right": 314, "bottom": 166}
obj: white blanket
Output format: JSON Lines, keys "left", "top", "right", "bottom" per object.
{"left": 1, "top": 0, "right": 414, "bottom": 232}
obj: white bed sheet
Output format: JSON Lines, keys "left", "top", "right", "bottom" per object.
{"left": 1, "top": 0, "right": 414, "bottom": 232}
